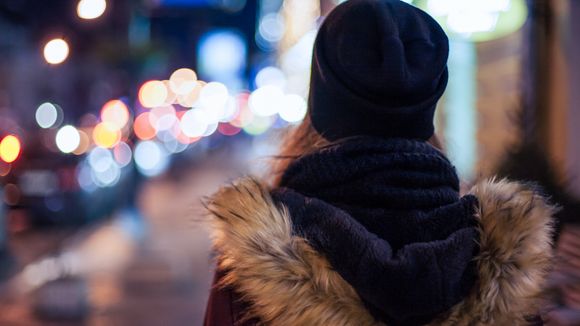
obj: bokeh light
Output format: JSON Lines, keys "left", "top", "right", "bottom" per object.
{"left": 134, "top": 113, "right": 156, "bottom": 140}
{"left": 92, "top": 161, "right": 121, "bottom": 187}
{"left": 93, "top": 122, "right": 121, "bottom": 148}
{"left": 100, "top": 100, "right": 130, "bottom": 130}
{"left": 85, "top": 147, "right": 121, "bottom": 187}
{"left": 180, "top": 109, "right": 209, "bottom": 138}
{"left": 138, "top": 80, "right": 168, "bottom": 108}
{"left": 258, "top": 13, "right": 285, "bottom": 43}
{"left": 199, "top": 82, "right": 229, "bottom": 109}
{"left": 72, "top": 129, "right": 90, "bottom": 155}
{"left": 134, "top": 141, "right": 170, "bottom": 177}
{"left": 243, "top": 115, "right": 276, "bottom": 136}
{"left": 35, "top": 102, "right": 59, "bottom": 129}
{"left": 230, "top": 98, "right": 253, "bottom": 128}
{"left": 0, "top": 161, "right": 11, "bottom": 177}
{"left": 77, "top": 0, "right": 107, "bottom": 20}
{"left": 113, "top": 142, "right": 133, "bottom": 167}
{"left": 77, "top": 162, "right": 97, "bottom": 192}
{"left": 202, "top": 122, "right": 219, "bottom": 137}
{"left": 176, "top": 85, "right": 202, "bottom": 107}
{"left": 218, "top": 123, "right": 242, "bottom": 136}
{"left": 162, "top": 80, "right": 178, "bottom": 105}
{"left": 56, "top": 125, "right": 81, "bottom": 153}
{"left": 0, "top": 135, "right": 21, "bottom": 163}
{"left": 278, "top": 94, "right": 307, "bottom": 123}
{"left": 249, "top": 85, "right": 284, "bottom": 117}
{"left": 198, "top": 30, "right": 247, "bottom": 80}
{"left": 88, "top": 147, "right": 114, "bottom": 173}
{"left": 4, "top": 183, "right": 20, "bottom": 206}
{"left": 219, "top": 97, "right": 239, "bottom": 122}
{"left": 255, "top": 66, "right": 286, "bottom": 89}
{"left": 422, "top": 0, "right": 528, "bottom": 42}
{"left": 169, "top": 68, "right": 198, "bottom": 95}
{"left": 86, "top": 147, "right": 122, "bottom": 187}
{"left": 43, "top": 38, "right": 69, "bottom": 65}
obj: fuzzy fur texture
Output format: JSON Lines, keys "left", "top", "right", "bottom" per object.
{"left": 206, "top": 178, "right": 555, "bottom": 325}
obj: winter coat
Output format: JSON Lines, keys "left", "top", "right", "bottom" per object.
{"left": 203, "top": 176, "right": 555, "bottom": 326}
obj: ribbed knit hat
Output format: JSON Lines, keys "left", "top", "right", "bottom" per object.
{"left": 308, "top": 0, "right": 449, "bottom": 141}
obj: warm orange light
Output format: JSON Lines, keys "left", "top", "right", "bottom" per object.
{"left": 0, "top": 135, "right": 21, "bottom": 163}
{"left": 93, "top": 122, "right": 121, "bottom": 148}
{"left": 138, "top": 80, "right": 167, "bottom": 108}
{"left": 133, "top": 113, "right": 156, "bottom": 140}
{"left": 101, "top": 100, "right": 130, "bottom": 130}
{"left": 72, "top": 129, "right": 90, "bottom": 155}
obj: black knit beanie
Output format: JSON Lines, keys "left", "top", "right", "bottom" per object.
{"left": 308, "top": 0, "right": 449, "bottom": 141}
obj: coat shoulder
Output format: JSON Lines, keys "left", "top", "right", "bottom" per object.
{"left": 437, "top": 178, "right": 556, "bottom": 325}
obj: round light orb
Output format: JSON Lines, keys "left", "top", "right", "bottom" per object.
{"left": 259, "top": 13, "right": 285, "bottom": 43}
{"left": 100, "top": 99, "right": 129, "bottom": 130}
{"left": 35, "top": 102, "right": 59, "bottom": 129}
{"left": 92, "top": 161, "right": 120, "bottom": 187}
{"left": 279, "top": 94, "right": 307, "bottom": 123}
{"left": 134, "top": 113, "right": 156, "bottom": 140}
{"left": 138, "top": 80, "right": 168, "bottom": 108}
{"left": 422, "top": 0, "right": 528, "bottom": 42}
{"left": 55, "top": 125, "right": 80, "bottom": 153}
{"left": 243, "top": 115, "right": 276, "bottom": 136}
{"left": 113, "top": 142, "right": 132, "bottom": 167}
{"left": 72, "top": 129, "right": 90, "bottom": 155}
{"left": 169, "top": 68, "right": 198, "bottom": 95}
{"left": 88, "top": 147, "right": 114, "bottom": 173}
{"left": 77, "top": 0, "right": 106, "bottom": 20}
{"left": 134, "top": 141, "right": 169, "bottom": 177}
{"left": 92, "top": 122, "right": 121, "bottom": 148}
{"left": 180, "top": 109, "right": 209, "bottom": 138}
{"left": 0, "top": 135, "right": 21, "bottom": 163}
{"left": 248, "top": 85, "right": 284, "bottom": 117}
{"left": 255, "top": 66, "right": 286, "bottom": 89}
{"left": 43, "top": 38, "right": 69, "bottom": 65}
{"left": 199, "top": 82, "right": 229, "bottom": 108}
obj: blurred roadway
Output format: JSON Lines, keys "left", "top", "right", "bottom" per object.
{"left": 0, "top": 162, "right": 230, "bottom": 326}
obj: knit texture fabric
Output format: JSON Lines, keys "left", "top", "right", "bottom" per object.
{"left": 271, "top": 137, "right": 479, "bottom": 326}
{"left": 309, "top": 0, "right": 449, "bottom": 141}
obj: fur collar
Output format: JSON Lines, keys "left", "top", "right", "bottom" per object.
{"left": 206, "top": 178, "right": 555, "bottom": 325}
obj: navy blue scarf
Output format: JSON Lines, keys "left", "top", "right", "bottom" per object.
{"left": 271, "top": 137, "right": 479, "bottom": 326}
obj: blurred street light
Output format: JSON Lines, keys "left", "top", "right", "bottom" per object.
{"left": 0, "top": 135, "right": 21, "bottom": 163}
{"left": 56, "top": 126, "right": 81, "bottom": 154}
{"left": 77, "top": 0, "right": 107, "bottom": 20}
{"left": 43, "top": 39, "right": 70, "bottom": 65}
{"left": 36, "top": 103, "right": 60, "bottom": 129}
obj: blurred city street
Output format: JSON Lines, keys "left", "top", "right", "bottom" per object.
{"left": 0, "top": 160, "right": 230, "bottom": 325}
{"left": 1, "top": 0, "right": 580, "bottom": 325}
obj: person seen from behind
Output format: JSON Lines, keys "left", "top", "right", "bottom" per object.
{"left": 203, "top": 0, "right": 556, "bottom": 325}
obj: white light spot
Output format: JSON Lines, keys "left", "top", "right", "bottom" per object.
{"left": 43, "top": 39, "right": 69, "bottom": 65}
{"left": 134, "top": 141, "right": 169, "bottom": 177}
{"left": 35, "top": 102, "right": 59, "bottom": 128}
{"left": 279, "top": 94, "right": 307, "bottom": 123}
{"left": 248, "top": 85, "right": 284, "bottom": 117}
{"left": 180, "top": 109, "right": 209, "bottom": 138}
{"left": 77, "top": 0, "right": 107, "bottom": 20}
{"left": 55, "top": 125, "right": 80, "bottom": 153}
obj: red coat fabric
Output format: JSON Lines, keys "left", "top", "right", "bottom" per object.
{"left": 204, "top": 270, "right": 258, "bottom": 326}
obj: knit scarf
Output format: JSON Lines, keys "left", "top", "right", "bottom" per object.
{"left": 271, "top": 137, "right": 479, "bottom": 326}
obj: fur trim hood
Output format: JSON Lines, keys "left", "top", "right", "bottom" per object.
{"left": 206, "top": 178, "right": 555, "bottom": 325}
